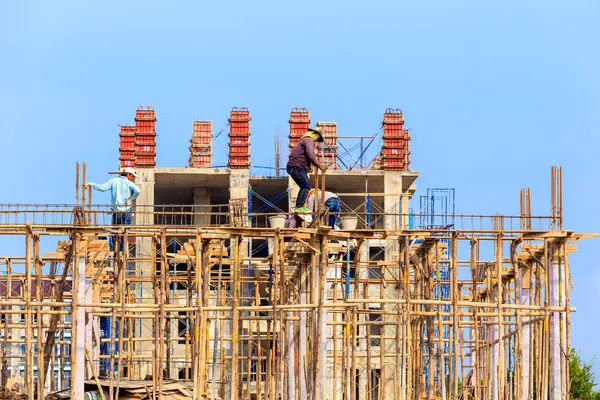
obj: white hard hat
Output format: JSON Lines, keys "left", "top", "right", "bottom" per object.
{"left": 299, "top": 213, "right": 313, "bottom": 225}
{"left": 122, "top": 167, "right": 138, "bottom": 178}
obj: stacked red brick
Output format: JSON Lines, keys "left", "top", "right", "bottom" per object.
{"left": 119, "top": 125, "right": 136, "bottom": 168}
{"left": 382, "top": 108, "right": 410, "bottom": 171}
{"left": 189, "top": 121, "right": 212, "bottom": 167}
{"left": 135, "top": 107, "right": 157, "bottom": 168}
{"left": 228, "top": 108, "right": 251, "bottom": 169}
{"left": 315, "top": 122, "right": 338, "bottom": 169}
{"left": 289, "top": 108, "right": 310, "bottom": 148}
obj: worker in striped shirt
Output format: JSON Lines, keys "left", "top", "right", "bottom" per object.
{"left": 284, "top": 214, "right": 303, "bottom": 228}
{"left": 306, "top": 189, "right": 341, "bottom": 229}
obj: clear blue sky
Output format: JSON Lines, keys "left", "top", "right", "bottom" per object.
{"left": 1, "top": 0, "right": 599, "bottom": 377}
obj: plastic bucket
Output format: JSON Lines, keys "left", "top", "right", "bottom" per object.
{"left": 339, "top": 216, "right": 358, "bottom": 230}
{"left": 268, "top": 215, "right": 287, "bottom": 228}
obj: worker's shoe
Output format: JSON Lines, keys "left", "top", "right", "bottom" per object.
{"left": 294, "top": 206, "right": 310, "bottom": 214}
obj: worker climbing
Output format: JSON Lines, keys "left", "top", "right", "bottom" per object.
{"left": 286, "top": 128, "right": 328, "bottom": 214}
{"left": 87, "top": 166, "right": 140, "bottom": 251}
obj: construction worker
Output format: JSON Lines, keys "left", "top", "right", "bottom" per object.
{"left": 283, "top": 214, "right": 303, "bottom": 228}
{"left": 87, "top": 167, "right": 140, "bottom": 251}
{"left": 287, "top": 128, "right": 328, "bottom": 214}
{"left": 306, "top": 189, "right": 341, "bottom": 229}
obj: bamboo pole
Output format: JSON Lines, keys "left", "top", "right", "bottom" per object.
{"left": 34, "top": 235, "right": 44, "bottom": 400}
{"left": 564, "top": 239, "right": 571, "bottom": 396}
{"left": 452, "top": 234, "right": 460, "bottom": 400}
{"left": 0, "top": 209, "right": 590, "bottom": 399}
{"left": 496, "top": 231, "right": 505, "bottom": 400}
{"left": 25, "top": 231, "right": 34, "bottom": 397}
{"left": 425, "top": 247, "right": 434, "bottom": 400}
{"left": 1, "top": 258, "right": 11, "bottom": 390}
{"left": 158, "top": 231, "right": 167, "bottom": 399}
{"left": 85, "top": 345, "right": 106, "bottom": 400}
{"left": 470, "top": 238, "right": 480, "bottom": 400}
{"left": 109, "top": 236, "right": 119, "bottom": 400}
{"left": 211, "top": 239, "right": 224, "bottom": 400}
{"left": 70, "top": 232, "right": 82, "bottom": 400}
{"left": 115, "top": 232, "right": 127, "bottom": 400}
{"left": 152, "top": 236, "right": 159, "bottom": 398}
{"left": 230, "top": 236, "right": 241, "bottom": 400}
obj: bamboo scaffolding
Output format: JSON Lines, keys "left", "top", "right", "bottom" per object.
{"left": 0, "top": 209, "right": 592, "bottom": 399}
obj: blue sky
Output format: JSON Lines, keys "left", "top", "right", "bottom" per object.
{"left": 1, "top": 0, "right": 599, "bottom": 377}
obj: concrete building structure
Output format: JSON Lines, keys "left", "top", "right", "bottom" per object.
{"left": 0, "top": 107, "right": 589, "bottom": 400}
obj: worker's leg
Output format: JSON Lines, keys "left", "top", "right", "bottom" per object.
{"left": 120, "top": 213, "right": 132, "bottom": 253}
{"left": 111, "top": 212, "right": 132, "bottom": 252}
{"left": 109, "top": 212, "right": 119, "bottom": 252}
{"left": 325, "top": 197, "right": 341, "bottom": 229}
{"left": 287, "top": 166, "right": 312, "bottom": 208}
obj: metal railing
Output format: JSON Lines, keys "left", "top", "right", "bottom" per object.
{"left": 0, "top": 203, "right": 557, "bottom": 232}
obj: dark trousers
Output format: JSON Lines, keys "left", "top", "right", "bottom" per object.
{"left": 287, "top": 165, "right": 312, "bottom": 208}
{"left": 110, "top": 212, "right": 132, "bottom": 252}
{"left": 326, "top": 197, "right": 341, "bottom": 229}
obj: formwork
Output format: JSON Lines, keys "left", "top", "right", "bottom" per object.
{"left": 0, "top": 167, "right": 592, "bottom": 400}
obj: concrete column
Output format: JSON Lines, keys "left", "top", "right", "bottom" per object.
{"left": 229, "top": 169, "right": 248, "bottom": 399}
{"left": 133, "top": 169, "right": 155, "bottom": 378}
{"left": 193, "top": 187, "right": 211, "bottom": 226}
{"left": 85, "top": 275, "right": 95, "bottom": 380}
{"left": 383, "top": 171, "right": 403, "bottom": 231}
{"left": 73, "top": 255, "right": 86, "bottom": 400}
{"left": 134, "top": 168, "right": 155, "bottom": 226}
{"left": 401, "top": 185, "right": 415, "bottom": 229}
{"left": 288, "top": 175, "right": 299, "bottom": 211}
{"left": 230, "top": 169, "right": 250, "bottom": 256}
{"left": 519, "top": 265, "right": 531, "bottom": 400}
{"left": 382, "top": 173, "right": 405, "bottom": 397}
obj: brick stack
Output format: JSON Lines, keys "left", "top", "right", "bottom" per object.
{"left": 228, "top": 107, "right": 251, "bottom": 169}
{"left": 119, "top": 125, "right": 136, "bottom": 168}
{"left": 382, "top": 108, "right": 410, "bottom": 171}
{"left": 189, "top": 121, "right": 212, "bottom": 167}
{"left": 288, "top": 108, "right": 310, "bottom": 148}
{"left": 134, "top": 106, "right": 157, "bottom": 168}
{"left": 315, "top": 122, "right": 338, "bottom": 169}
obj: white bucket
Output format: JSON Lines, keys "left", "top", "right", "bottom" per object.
{"left": 268, "top": 215, "right": 287, "bottom": 228}
{"left": 339, "top": 216, "right": 358, "bottom": 230}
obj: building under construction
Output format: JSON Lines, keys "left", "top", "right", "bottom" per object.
{"left": 0, "top": 107, "right": 593, "bottom": 399}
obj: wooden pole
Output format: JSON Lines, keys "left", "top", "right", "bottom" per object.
{"left": 34, "top": 235, "right": 44, "bottom": 400}
{"left": 109, "top": 236, "right": 119, "bottom": 400}
{"left": 230, "top": 236, "right": 241, "bottom": 400}
{"left": 496, "top": 231, "right": 505, "bottom": 400}
{"left": 158, "top": 231, "right": 167, "bottom": 399}
{"left": 1, "top": 258, "right": 11, "bottom": 391}
{"left": 24, "top": 231, "right": 34, "bottom": 397}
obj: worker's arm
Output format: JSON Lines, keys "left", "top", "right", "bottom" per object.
{"left": 303, "top": 139, "right": 322, "bottom": 169}
{"left": 129, "top": 182, "right": 141, "bottom": 202}
{"left": 89, "top": 180, "right": 113, "bottom": 192}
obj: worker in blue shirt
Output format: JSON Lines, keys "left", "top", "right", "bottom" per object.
{"left": 87, "top": 167, "right": 140, "bottom": 251}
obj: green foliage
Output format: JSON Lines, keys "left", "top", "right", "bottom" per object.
{"left": 570, "top": 348, "right": 600, "bottom": 400}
